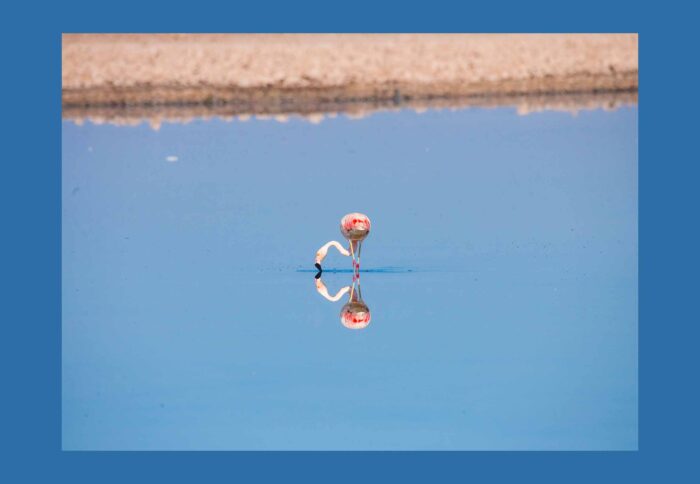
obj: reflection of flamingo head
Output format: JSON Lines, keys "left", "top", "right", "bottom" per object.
{"left": 340, "top": 213, "right": 371, "bottom": 241}
{"left": 340, "top": 300, "right": 371, "bottom": 330}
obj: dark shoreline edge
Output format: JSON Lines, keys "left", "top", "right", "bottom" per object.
{"left": 63, "top": 87, "right": 638, "bottom": 127}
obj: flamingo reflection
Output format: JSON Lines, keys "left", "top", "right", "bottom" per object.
{"left": 315, "top": 275, "right": 371, "bottom": 330}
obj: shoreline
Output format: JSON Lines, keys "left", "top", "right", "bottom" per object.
{"left": 62, "top": 34, "right": 638, "bottom": 124}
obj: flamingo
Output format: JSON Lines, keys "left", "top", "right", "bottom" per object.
{"left": 314, "top": 213, "right": 371, "bottom": 276}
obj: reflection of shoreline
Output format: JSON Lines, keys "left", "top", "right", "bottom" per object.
{"left": 63, "top": 89, "right": 637, "bottom": 129}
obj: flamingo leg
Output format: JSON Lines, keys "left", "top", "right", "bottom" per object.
{"left": 356, "top": 241, "right": 362, "bottom": 273}
{"left": 349, "top": 241, "right": 358, "bottom": 281}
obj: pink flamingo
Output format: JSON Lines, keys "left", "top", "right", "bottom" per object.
{"left": 314, "top": 213, "right": 371, "bottom": 277}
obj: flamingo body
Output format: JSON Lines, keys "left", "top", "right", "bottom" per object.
{"left": 340, "top": 212, "right": 371, "bottom": 241}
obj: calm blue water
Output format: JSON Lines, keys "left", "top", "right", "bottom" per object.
{"left": 62, "top": 106, "right": 637, "bottom": 450}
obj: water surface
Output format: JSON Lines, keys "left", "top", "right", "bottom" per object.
{"left": 62, "top": 106, "right": 637, "bottom": 450}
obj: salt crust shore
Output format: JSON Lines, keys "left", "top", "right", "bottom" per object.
{"left": 62, "top": 34, "right": 638, "bottom": 123}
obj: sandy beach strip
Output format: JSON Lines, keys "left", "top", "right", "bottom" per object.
{"left": 62, "top": 34, "right": 638, "bottom": 119}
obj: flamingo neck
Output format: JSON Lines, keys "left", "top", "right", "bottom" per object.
{"left": 315, "top": 240, "right": 350, "bottom": 265}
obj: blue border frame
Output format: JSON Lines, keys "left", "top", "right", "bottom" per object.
{"left": 5, "top": 0, "right": 697, "bottom": 481}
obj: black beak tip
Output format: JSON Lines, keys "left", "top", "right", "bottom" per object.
{"left": 314, "top": 263, "right": 322, "bottom": 271}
